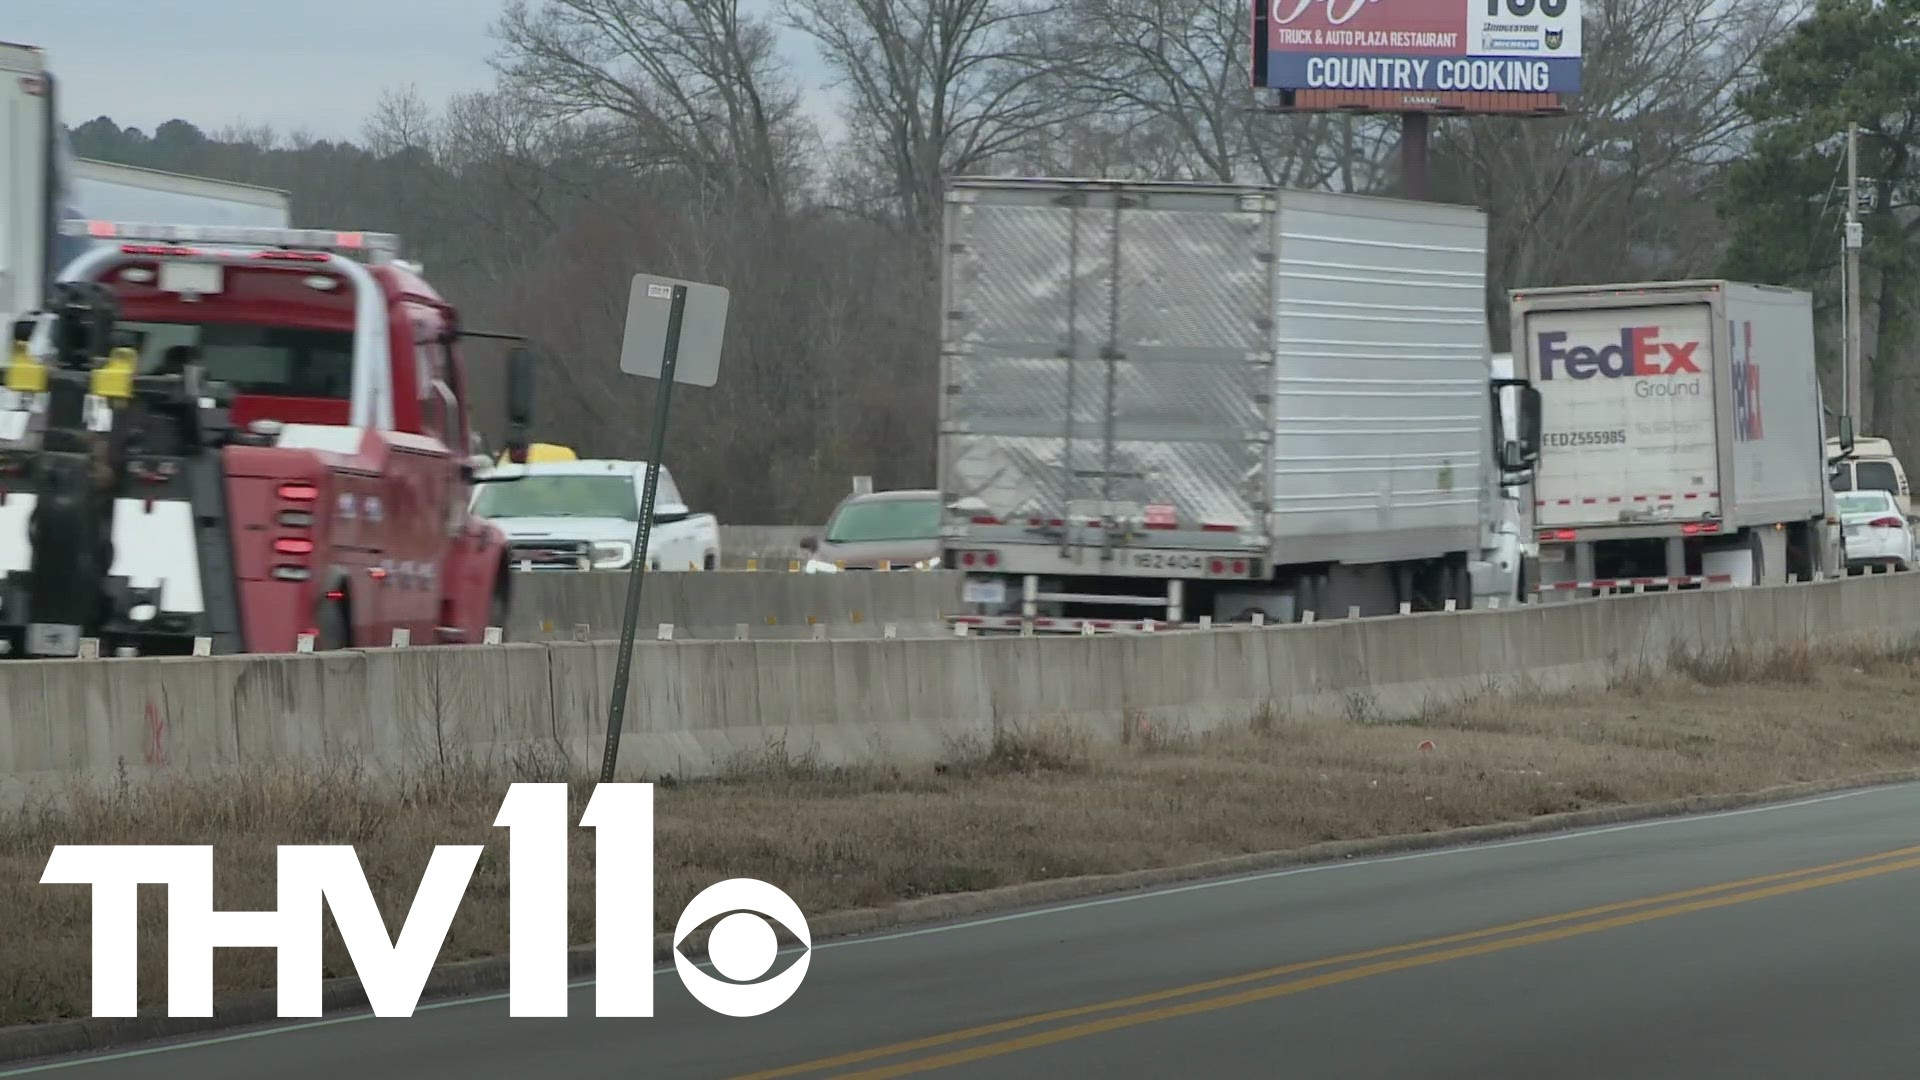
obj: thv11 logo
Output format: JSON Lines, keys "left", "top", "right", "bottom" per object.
{"left": 40, "top": 783, "right": 811, "bottom": 1019}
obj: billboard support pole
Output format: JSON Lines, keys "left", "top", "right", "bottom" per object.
{"left": 1400, "top": 112, "right": 1430, "bottom": 200}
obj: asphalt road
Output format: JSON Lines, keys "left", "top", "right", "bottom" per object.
{"left": 11, "top": 782, "right": 1920, "bottom": 1079}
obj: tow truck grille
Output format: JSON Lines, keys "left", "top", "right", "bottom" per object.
{"left": 509, "top": 540, "right": 592, "bottom": 571}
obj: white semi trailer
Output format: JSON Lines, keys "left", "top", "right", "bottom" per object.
{"left": 2, "top": 41, "right": 290, "bottom": 334}
{"left": 1511, "top": 279, "right": 1847, "bottom": 596}
{"left": 1, "top": 41, "right": 54, "bottom": 333}
{"left": 937, "top": 176, "right": 1541, "bottom": 632}
{"left": 69, "top": 158, "right": 289, "bottom": 229}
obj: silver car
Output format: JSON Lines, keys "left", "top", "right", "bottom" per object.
{"left": 801, "top": 489, "right": 942, "bottom": 572}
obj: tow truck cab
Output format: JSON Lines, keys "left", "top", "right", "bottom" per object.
{"left": 0, "top": 220, "right": 534, "bottom": 656}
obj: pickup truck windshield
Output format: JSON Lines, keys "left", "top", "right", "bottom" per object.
{"left": 826, "top": 498, "right": 941, "bottom": 542}
{"left": 118, "top": 321, "right": 354, "bottom": 398}
{"left": 472, "top": 476, "right": 640, "bottom": 520}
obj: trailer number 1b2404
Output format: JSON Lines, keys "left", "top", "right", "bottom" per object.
{"left": 1132, "top": 552, "right": 1206, "bottom": 571}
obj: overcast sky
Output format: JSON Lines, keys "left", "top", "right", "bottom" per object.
{"left": 11, "top": 0, "right": 835, "bottom": 142}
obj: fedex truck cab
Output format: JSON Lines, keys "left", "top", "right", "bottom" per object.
{"left": 1512, "top": 279, "right": 1845, "bottom": 596}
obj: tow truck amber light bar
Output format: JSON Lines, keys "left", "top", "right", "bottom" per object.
{"left": 62, "top": 220, "right": 400, "bottom": 261}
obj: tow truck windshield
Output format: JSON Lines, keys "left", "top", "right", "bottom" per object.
{"left": 115, "top": 320, "right": 354, "bottom": 398}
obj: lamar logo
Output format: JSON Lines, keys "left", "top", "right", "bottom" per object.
{"left": 1537, "top": 327, "right": 1703, "bottom": 380}
{"left": 40, "top": 783, "right": 812, "bottom": 1020}
{"left": 1546, "top": 28, "right": 1564, "bottom": 49}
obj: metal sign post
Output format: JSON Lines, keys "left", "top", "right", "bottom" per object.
{"left": 1843, "top": 122, "right": 1863, "bottom": 426}
{"left": 601, "top": 274, "right": 729, "bottom": 784}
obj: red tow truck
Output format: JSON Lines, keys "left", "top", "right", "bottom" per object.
{"left": 0, "top": 220, "right": 536, "bottom": 657}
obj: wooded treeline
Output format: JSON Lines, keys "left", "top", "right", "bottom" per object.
{"left": 66, "top": 0, "right": 1913, "bottom": 522}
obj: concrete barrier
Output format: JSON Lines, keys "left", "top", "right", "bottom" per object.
{"left": 6, "top": 573, "right": 1920, "bottom": 804}
{"left": 505, "top": 569, "right": 962, "bottom": 640}
{"left": 715, "top": 525, "right": 816, "bottom": 568}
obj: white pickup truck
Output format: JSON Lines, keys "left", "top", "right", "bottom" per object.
{"left": 470, "top": 458, "right": 721, "bottom": 572}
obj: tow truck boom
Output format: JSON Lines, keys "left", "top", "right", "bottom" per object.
{"left": 3, "top": 280, "right": 245, "bottom": 655}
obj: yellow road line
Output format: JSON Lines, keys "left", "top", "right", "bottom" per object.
{"left": 729, "top": 842, "right": 1920, "bottom": 1080}
{"left": 832, "top": 854, "right": 1920, "bottom": 1079}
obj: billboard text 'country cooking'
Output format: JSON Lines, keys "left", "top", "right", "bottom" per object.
{"left": 1256, "top": 0, "right": 1583, "bottom": 96}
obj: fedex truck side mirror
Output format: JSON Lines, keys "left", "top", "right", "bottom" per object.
{"left": 1490, "top": 379, "right": 1542, "bottom": 475}
{"left": 1517, "top": 385, "right": 1542, "bottom": 463}
{"left": 1836, "top": 414, "right": 1856, "bottom": 457}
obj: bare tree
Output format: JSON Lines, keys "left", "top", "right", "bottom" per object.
{"left": 783, "top": 0, "right": 1066, "bottom": 238}
{"left": 1033, "top": 0, "right": 1373, "bottom": 188}
{"left": 211, "top": 122, "right": 281, "bottom": 152}
{"left": 361, "top": 84, "right": 437, "bottom": 158}
{"left": 492, "top": 0, "right": 816, "bottom": 211}
{"left": 1006, "top": 111, "right": 1203, "bottom": 179}
{"left": 1435, "top": 0, "right": 1803, "bottom": 345}
{"left": 433, "top": 87, "right": 594, "bottom": 278}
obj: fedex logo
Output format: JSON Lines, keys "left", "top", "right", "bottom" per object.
{"left": 1537, "top": 327, "right": 1703, "bottom": 380}
{"left": 1731, "top": 319, "right": 1763, "bottom": 441}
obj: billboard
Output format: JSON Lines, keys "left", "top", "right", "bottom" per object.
{"left": 1252, "top": 0, "right": 1582, "bottom": 114}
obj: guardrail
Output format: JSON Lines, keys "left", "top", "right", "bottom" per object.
{"left": 7, "top": 569, "right": 1918, "bottom": 807}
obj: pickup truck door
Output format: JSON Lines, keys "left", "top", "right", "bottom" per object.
{"left": 648, "top": 467, "right": 695, "bottom": 570}
{"left": 652, "top": 504, "right": 695, "bottom": 569}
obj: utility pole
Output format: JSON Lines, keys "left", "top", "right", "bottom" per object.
{"left": 1845, "top": 122, "right": 1864, "bottom": 427}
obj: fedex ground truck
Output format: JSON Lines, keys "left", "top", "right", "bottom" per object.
{"left": 1512, "top": 279, "right": 1845, "bottom": 597}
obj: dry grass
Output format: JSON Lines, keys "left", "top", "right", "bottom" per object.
{"left": 7, "top": 639, "right": 1920, "bottom": 1026}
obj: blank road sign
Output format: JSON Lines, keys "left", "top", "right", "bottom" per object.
{"left": 619, "top": 274, "right": 729, "bottom": 387}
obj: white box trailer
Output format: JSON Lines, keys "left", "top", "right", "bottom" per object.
{"left": 0, "top": 41, "right": 52, "bottom": 332}
{"left": 937, "top": 176, "right": 1540, "bottom": 631}
{"left": 1511, "top": 279, "right": 1844, "bottom": 595}
{"left": 68, "top": 158, "right": 290, "bottom": 229}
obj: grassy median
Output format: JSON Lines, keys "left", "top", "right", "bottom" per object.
{"left": 5, "top": 639, "right": 1920, "bottom": 1026}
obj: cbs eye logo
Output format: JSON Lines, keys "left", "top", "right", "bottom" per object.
{"left": 674, "top": 878, "right": 813, "bottom": 1016}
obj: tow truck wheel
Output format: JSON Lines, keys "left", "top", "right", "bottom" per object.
{"left": 316, "top": 598, "right": 351, "bottom": 651}
{"left": 489, "top": 589, "right": 509, "bottom": 642}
